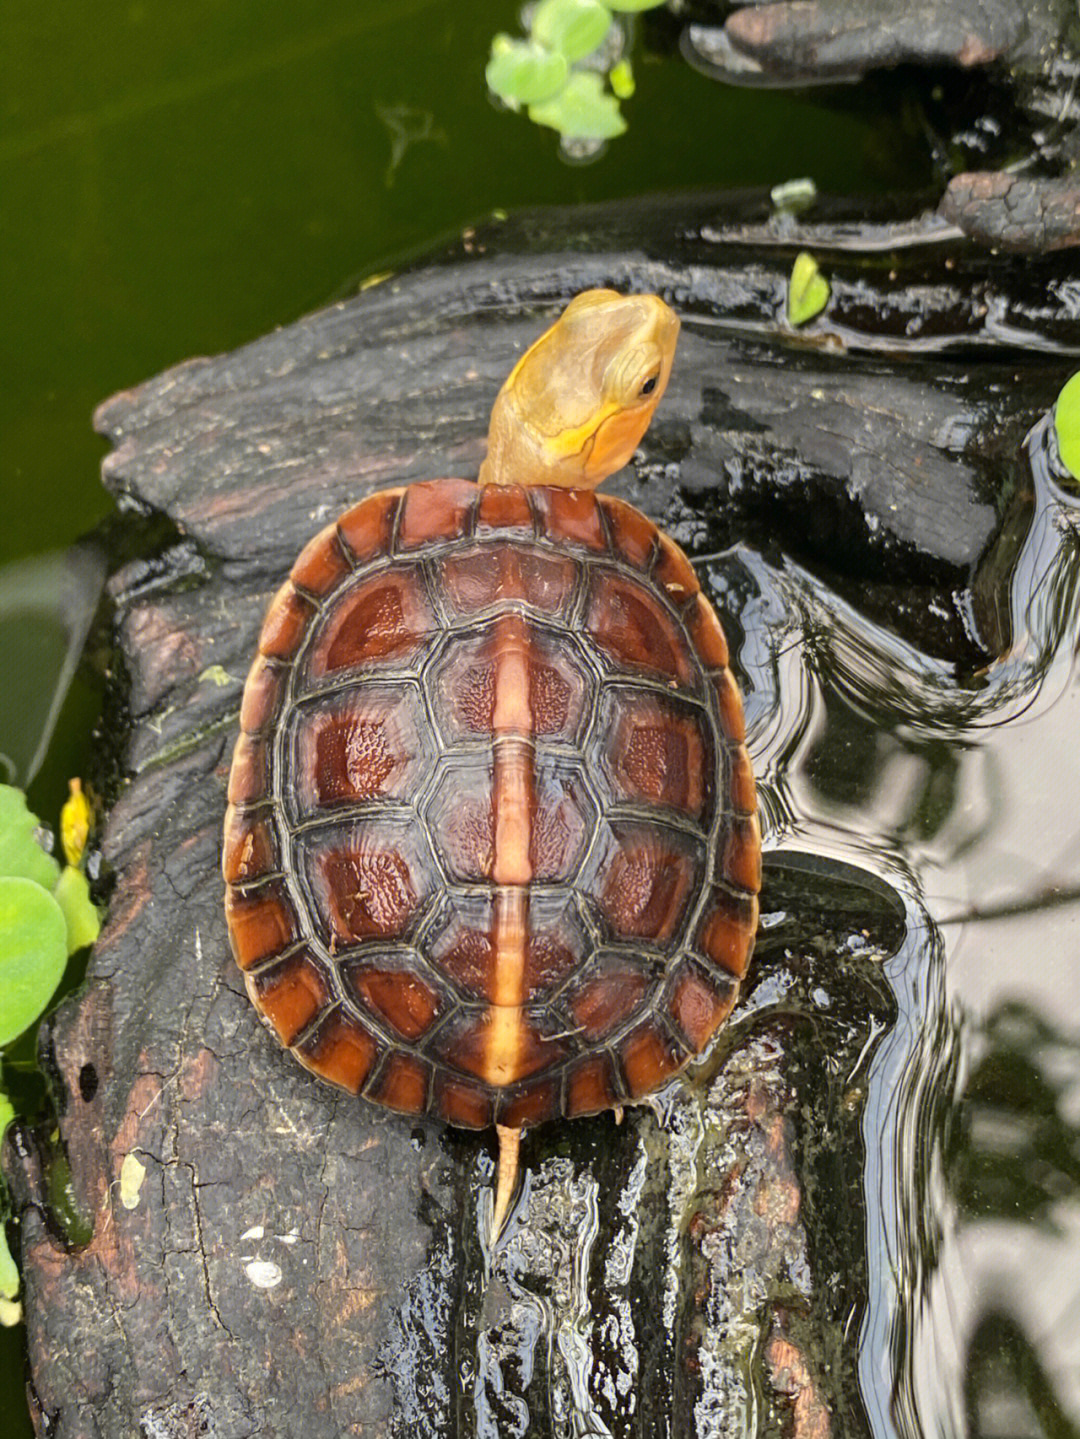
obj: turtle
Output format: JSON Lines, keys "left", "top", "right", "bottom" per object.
{"left": 222, "top": 289, "right": 760, "bottom": 1237}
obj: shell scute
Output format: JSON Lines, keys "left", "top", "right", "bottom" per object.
{"left": 598, "top": 494, "right": 658, "bottom": 571}
{"left": 336, "top": 487, "right": 404, "bottom": 565}
{"left": 397, "top": 478, "right": 478, "bottom": 551}
{"left": 667, "top": 962, "right": 737, "bottom": 1052}
{"left": 590, "top": 821, "right": 705, "bottom": 948}
{"left": 300, "top": 821, "right": 433, "bottom": 947}
{"left": 225, "top": 881, "right": 301, "bottom": 971}
{"left": 222, "top": 808, "right": 280, "bottom": 887}
{"left": 250, "top": 950, "right": 333, "bottom": 1047}
{"left": 586, "top": 569, "right": 697, "bottom": 689}
{"left": 596, "top": 687, "right": 713, "bottom": 822}
{"left": 652, "top": 533, "right": 701, "bottom": 608}
{"left": 295, "top": 1009, "right": 379, "bottom": 1094}
{"left": 305, "top": 566, "right": 436, "bottom": 677}
{"left": 618, "top": 1019, "right": 685, "bottom": 1099}
{"left": 530, "top": 487, "right": 608, "bottom": 552}
{"left": 289, "top": 686, "right": 429, "bottom": 817}
{"left": 365, "top": 1051, "right": 432, "bottom": 1115}
{"left": 291, "top": 524, "right": 353, "bottom": 597}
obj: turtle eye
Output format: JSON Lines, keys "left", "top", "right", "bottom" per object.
{"left": 639, "top": 374, "right": 658, "bottom": 397}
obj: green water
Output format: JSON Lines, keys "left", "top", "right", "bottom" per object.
{"left": 1, "top": 1, "right": 939, "bottom": 1429}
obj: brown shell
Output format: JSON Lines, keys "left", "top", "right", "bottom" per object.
{"left": 223, "top": 479, "right": 760, "bottom": 1130}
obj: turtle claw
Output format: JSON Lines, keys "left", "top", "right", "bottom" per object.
{"left": 491, "top": 1123, "right": 522, "bottom": 1241}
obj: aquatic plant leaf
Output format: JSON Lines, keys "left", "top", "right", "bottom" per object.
{"left": 486, "top": 35, "right": 568, "bottom": 108}
{"left": 605, "top": 0, "right": 667, "bottom": 9}
{"left": 0, "top": 785, "right": 60, "bottom": 892}
{"left": 0, "top": 875, "right": 67, "bottom": 1047}
{"left": 53, "top": 865, "right": 100, "bottom": 954}
{"left": 529, "top": 71, "right": 627, "bottom": 140}
{"left": 1053, "top": 371, "right": 1080, "bottom": 482}
{"left": 532, "top": 0, "right": 612, "bottom": 62}
{"left": 787, "top": 250, "right": 830, "bottom": 326}
{"left": 609, "top": 59, "right": 635, "bottom": 99}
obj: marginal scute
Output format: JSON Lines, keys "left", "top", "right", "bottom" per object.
{"left": 476, "top": 483, "right": 535, "bottom": 536}
{"left": 397, "top": 478, "right": 477, "bottom": 550}
{"left": 619, "top": 1020, "right": 684, "bottom": 1099}
{"left": 295, "top": 1009, "right": 379, "bottom": 1094}
{"left": 365, "top": 1051, "right": 431, "bottom": 1114}
{"left": 250, "top": 950, "right": 332, "bottom": 1046}
{"left": 696, "top": 888, "right": 759, "bottom": 978}
{"left": 565, "top": 1053, "right": 619, "bottom": 1117}
{"left": 498, "top": 1079, "right": 559, "bottom": 1129}
{"left": 599, "top": 494, "right": 657, "bottom": 570}
{"left": 291, "top": 523, "right": 352, "bottom": 597}
{"left": 225, "top": 882, "right": 300, "bottom": 970}
{"left": 226, "top": 732, "right": 271, "bottom": 806}
{"left": 222, "top": 808, "right": 278, "bottom": 886}
{"left": 238, "top": 657, "right": 287, "bottom": 734}
{"left": 531, "top": 486, "right": 608, "bottom": 552}
{"left": 652, "top": 533, "right": 700, "bottom": 606}
{"left": 668, "top": 963, "right": 736, "bottom": 1051}
{"left": 226, "top": 477, "right": 760, "bottom": 1131}
{"left": 684, "top": 594, "right": 730, "bottom": 671}
{"left": 433, "top": 1072, "right": 493, "bottom": 1129}
{"left": 336, "top": 487, "right": 403, "bottom": 565}
{"left": 259, "top": 583, "right": 316, "bottom": 661}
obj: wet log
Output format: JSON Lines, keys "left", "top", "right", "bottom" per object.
{"left": 676, "top": 0, "right": 1080, "bottom": 252}
{"left": 5, "top": 193, "right": 1077, "bottom": 1437}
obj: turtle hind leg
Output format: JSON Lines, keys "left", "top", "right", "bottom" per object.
{"left": 491, "top": 1123, "right": 522, "bottom": 1241}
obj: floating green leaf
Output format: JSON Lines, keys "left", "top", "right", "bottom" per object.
{"left": 1053, "top": 371, "right": 1080, "bottom": 482}
{"left": 0, "top": 784, "right": 59, "bottom": 891}
{"left": 529, "top": 70, "right": 627, "bottom": 140}
{"left": 0, "top": 875, "right": 67, "bottom": 1047}
{"left": 786, "top": 251, "right": 830, "bottom": 326}
{"left": 53, "top": 865, "right": 101, "bottom": 954}
{"left": 486, "top": 35, "right": 569, "bottom": 108}
{"left": 604, "top": 0, "right": 667, "bottom": 9}
{"left": 532, "top": 0, "right": 612, "bottom": 62}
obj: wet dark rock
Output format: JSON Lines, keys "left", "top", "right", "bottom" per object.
{"left": 4, "top": 193, "right": 1077, "bottom": 1436}
{"left": 677, "top": 0, "right": 1080, "bottom": 253}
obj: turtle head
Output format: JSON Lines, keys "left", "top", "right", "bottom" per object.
{"left": 479, "top": 289, "right": 679, "bottom": 490}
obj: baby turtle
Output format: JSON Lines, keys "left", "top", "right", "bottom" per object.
{"left": 223, "top": 290, "right": 760, "bottom": 1236}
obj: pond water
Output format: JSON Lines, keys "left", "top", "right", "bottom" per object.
{"left": 4, "top": 3, "right": 1080, "bottom": 1437}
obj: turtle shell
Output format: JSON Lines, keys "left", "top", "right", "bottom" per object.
{"left": 223, "top": 478, "right": 760, "bottom": 1131}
